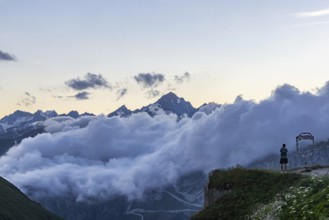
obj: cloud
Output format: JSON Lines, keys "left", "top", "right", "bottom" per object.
{"left": 4, "top": 82, "right": 329, "bottom": 203}
{"left": 146, "top": 89, "right": 160, "bottom": 99}
{"left": 17, "top": 92, "right": 36, "bottom": 107}
{"left": 44, "top": 116, "right": 95, "bottom": 133}
{"left": 74, "top": 91, "right": 90, "bottom": 100}
{"left": 295, "top": 8, "right": 329, "bottom": 18}
{"left": 134, "top": 73, "right": 165, "bottom": 88}
{"left": 0, "top": 50, "right": 16, "bottom": 61}
{"left": 53, "top": 91, "right": 90, "bottom": 100}
{"left": 66, "top": 73, "right": 111, "bottom": 90}
{"left": 116, "top": 88, "right": 128, "bottom": 101}
{"left": 174, "top": 72, "right": 191, "bottom": 84}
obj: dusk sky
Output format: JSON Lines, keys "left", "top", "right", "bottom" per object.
{"left": 1, "top": 0, "right": 329, "bottom": 118}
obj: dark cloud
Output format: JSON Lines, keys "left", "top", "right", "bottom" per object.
{"left": 17, "top": 92, "right": 36, "bottom": 107}
{"left": 66, "top": 73, "right": 111, "bottom": 91}
{"left": 146, "top": 89, "right": 160, "bottom": 99}
{"left": 0, "top": 50, "right": 16, "bottom": 61}
{"left": 53, "top": 92, "right": 90, "bottom": 100}
{"left": 74, "top": 91, "right": 90, "bottom": 100}
{"left": 134, "top": 73, "right": 165, "bottom": 88}
{"left": 116, "top": 88, "right": 128, "bottom": 101}
{"left": 174, "top": 72, "right": 191, "bottom": 84}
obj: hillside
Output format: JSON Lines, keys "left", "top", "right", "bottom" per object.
{"left": 192, "top": 167, "right": 329, "bottom": 220}
{"left": 0, "top": 176, "right": 63, "bottom": 220}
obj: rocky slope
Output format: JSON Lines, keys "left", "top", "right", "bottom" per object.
{"left": 0, "top": 176, "right": 62, "bottom": 220}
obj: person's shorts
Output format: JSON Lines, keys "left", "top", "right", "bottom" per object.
{"left": 280, "top": 158, "right": 288, "bottom": 164}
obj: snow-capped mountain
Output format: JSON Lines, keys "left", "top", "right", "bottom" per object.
{"left": 59, "top": 110, "right": 95, "bottom": 118}
{"left": 0, "top": 110, "right": 94, "bottom": 156}
{"left": 0, "top": 93, "right": 218, "bottom": 156}
{"left": 28, "top": 110, "right": 58, "bottom": 123}
{"left": 133, "top": 92, "right": 197, "bottom": 117}
{"left": 58, "top": 111, "right": 75, "bottom": 118}
{"left": 0, "top": 110, "right": 59, "bottom": 129}
{"left": 1, "top": 93, "right": 211, "bottom": 128}
{"left": 44, "top": 110, "right": 58, "bottom": 118}
{"left": 107, "top": 92, "right": 199, "bottom": 118}
{"left": 0, "top": 110, "right": 33, "bottom": 127}
{"left": 107, "top": 105, "right": 132, "bottom": 118}
{"left": 0, "top": 110, "right": 94, "bottom": 129}
{"left": 80, "top": 112, "right": 95, "bottom": 117}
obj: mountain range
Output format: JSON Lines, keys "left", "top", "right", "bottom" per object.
{"left": 0, "top": 92, "right": 219, "bottom": 156}
{"left": 0, "top": 92, "right": 220, "bottom": 220}
{"left": 108, "top": 92, "right": 217, "bottom": 118}
{"left": 0, "top": 92, "right": 218, "bottom": 131}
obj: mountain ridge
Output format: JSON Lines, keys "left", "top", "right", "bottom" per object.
{"left": 1, "top": 92, "right": 219, "bottom": 123}
{"left": 0, "top": 92, "right": 219, "bottom": 157}
{"left": 132, "top": 92, "right": 198, "bottom": 118}
{"left": 0, "top": 176, "right": 63, "bottom": 220}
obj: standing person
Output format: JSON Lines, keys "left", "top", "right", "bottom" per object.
{"left": 280, "top": 144, "right": 288, "bottom": 171}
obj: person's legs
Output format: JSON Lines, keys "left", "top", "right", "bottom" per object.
{"left": 280, "top": 159, "right": 287, "bottom": 171}
{"left": 283, "top": 158, "right": 287, "bottom": 170}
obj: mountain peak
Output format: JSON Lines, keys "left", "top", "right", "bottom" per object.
{"left": 156, "top": 92, "right": 179, "bottom": 102}
{"left": 161, "top": 92, "right": 178, "bottom": 98}
{"left": 81, "top": 112, "right": 95, "bottom": 117}
{"left": 34, "top": 109, "right": 43, "bottom": 114}
{"left": 44, "top": 110, "right": 58, "bottom": 117}
{"left": 13, "top": 110, "right": 30, "bottom": 115}
{"left": 108, "top": 105, "right": 132, "bottom": 118}
{"left": 67, "top": 111, "right": 80, "bottom": 119}
{"left": 0, "top": 110, "right": 32, "bottom": 125}
{"left": 147, "top": 92, "right": 196, "bottom": 117}
{"left": 117, "top": 105, "right": 129, "bottom": 111}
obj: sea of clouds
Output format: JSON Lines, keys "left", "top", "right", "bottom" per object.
{"left": 1, "top": 83, "right": 329, "bottom": 201}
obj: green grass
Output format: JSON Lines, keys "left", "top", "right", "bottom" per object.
{"left": 192, "top": 167, "right": 304, "bottom": 220}
{"left": 0, "top": 176, "right": 63, "bottom": 220}
{"left": 279, "top": 176, "right": 329, "bottom": 219}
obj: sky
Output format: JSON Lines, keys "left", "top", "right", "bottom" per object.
{"left": 1, "top": 0, "right": 329, "bottom": 118}
{"left": 2, "top": 0, "right": 329, "bottom": 205}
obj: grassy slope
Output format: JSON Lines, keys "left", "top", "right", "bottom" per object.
{"left": 0, "top": 176, "right": 63, "bottom": 220}
{"left": 192, "top": 167, "right": 329, "bottom": 220}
